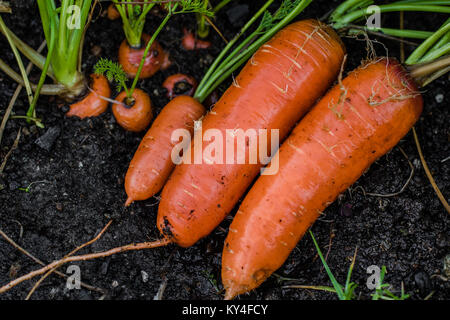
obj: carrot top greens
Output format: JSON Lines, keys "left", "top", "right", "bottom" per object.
{"left": 194, "top": 0, "right": 313, "bottom": 103}
{"left": 96, "top": 0, "right": 214, "bottom": 100}
{"left": 94, "top": 58, "right": 129, "bottom": 95}
{"left": 330, "top": 0, "right": 450, "bottom": 40}
{"left": 0, "top": 0, "right": 95, "bottom": 125}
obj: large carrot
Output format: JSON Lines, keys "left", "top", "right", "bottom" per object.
{"left": 221, "top": 57, "right": 424, "bottom": 299}
{"left": 157, "top": 19, "right": 346, "bottom": 248}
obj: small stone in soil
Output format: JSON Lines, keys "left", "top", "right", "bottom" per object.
{"left": 141, "top": 270, "right": 149, "bottom": 283}
{"left": 35, "top": 126, "right": 61, "bottom": 151}
{"left": 435, "top": 93, "right": 443, "bottom": 103}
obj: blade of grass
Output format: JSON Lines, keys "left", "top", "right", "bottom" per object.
{"left": 309, "top": 231, "right": 345, "bottom": 300}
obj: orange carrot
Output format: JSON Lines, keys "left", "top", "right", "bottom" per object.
{"left": 107, "top": 4, "right": 120, "bottom": 20}
{"left": 66, "top": 74, "right": 111, "bottom": 119}
{"left": 112, "top": 88, "right": 152, "bottom": 132}
{"left": 181, "top": 28, "right": 211, "bottom": 50}
{"left": 157, "top": 19, "right": 346, "bottom": 248}
{"left": 162, "top": 73, "right": 198, "bottom": 100}
{"left": 118, "top": 33, "right": 170, "bottom": 79}
{"left": 221, "top": 57, "right": 423, "bottom": 299}
{"left": 125, "top": 95, "right": 205, "bottom": 206}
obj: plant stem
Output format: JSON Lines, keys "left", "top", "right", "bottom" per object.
{"left": 0, "top": 58, "right": 65, "bottom": 95}
{"left": 128, "top": 9, "right": 173, "bottom": 97}
{"left": 0, "top": 16, "right": 33, "bottom": 106}
{"left": 365, "top": 26, "right": 433, "bottom": 39}
{"left": 195, "top": 0, "right": 312, "bottom": 102}
{"left": 27, "top": 13, "right": 57, "bottom": 121}
{"left": 420, "top": 43, "right": 450, "bottom": 63}
{"left": 406, "top": 20, "right": 450, "bottom": 64}
{"left": 196, "top": 0, "right": 210, "bottom": 38}
{"left": 0, "top": 25, "right": 55, "bottom": 80}
{"left": 334, "top": 4, "right": 450, "bottom": 29}
{"left": 330, "top": 0, "right": 371, "bottom": 22}
{"left": 114, "top": 0, "right": 155, "bottom": 47}
{"left": 195, "top": 0, "right": 274, "bottom": 100}
{"left": 213, "top": 0, "right": 233, "bottom": 13}
{"left": 408, "top": 55, "right": 450, "bottom": 79}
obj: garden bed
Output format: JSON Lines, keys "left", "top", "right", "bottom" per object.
{"left": 0, "top": 0, "right": 448, "bottom": 300}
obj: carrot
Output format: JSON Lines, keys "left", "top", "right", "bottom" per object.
{"left": 182, "top": 28, "right": 211, "bottom": 50}
{"left": 107, "top": 3, "right": 120, "bottom": 20}
{"left": 162, "top": 73, "right": 198, "bottom": 100}
{"left": 123, "top": 0, "right": 295, "bottom": 206}
{"left": 125, "top": 95, "right": 206, "bottom": 206}
{"left": 221, "top": 57, "right": 423, "bottom": 300}
{"left": 66, "top": 74, "right": 111, "bottom": 119}
{"left": 118, "top": 33, "right": 171, "bottom": 79}
{"left": 112, "top": 88, "right": 153, "bottom": 132}
{"left": 157, "top": 19, "right": 346, "bottom": 248}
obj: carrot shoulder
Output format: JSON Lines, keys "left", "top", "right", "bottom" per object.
{"left": 221, "top": 57, "right": 423, "bottom": 300}
{"left": 157, "top": 20, "right": 346, "bottom": 248}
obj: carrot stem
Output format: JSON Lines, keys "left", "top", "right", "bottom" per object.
{"left": 0, "top": 16, "right": 33, "bottom": 107}
{"left": 213, "top": 0, "right": 232, "bottom": 13}
{"left": 128, "top": 8, "right": 174, "bottom": 97}
{"left": 0, "top": 58, "right": 65, "bottom": 95}
{"left": 113, "top": 0, "right": 156, "bottom": 47}
{"left": 27, "top": 13, "right": 57, "bottom": 121}
{"left": 195, "top": 0, "right": 274, "bottom": 101}
{"left": 334, "top": 4, "right": 450, "bottom": 30}
{"left": 406, "top": 18, "right": 450, "bottom": 65}
{"left": 195, "top": 0, "right": 313, "bottom": 102}
{"left": 408, "top": 55, "right": 450, "bottom": 80}
{"left": 0, "top": 25, "right": 55, "bottom": 79}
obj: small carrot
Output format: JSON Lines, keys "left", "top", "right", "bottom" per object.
{"left": 107, "top": 3, "right": 120, "bottom": 20}
{"left": 181, "top": 28, "right": 211, "bottom": 50}
{"left": 66, "top": 74, "right": 111, "bottom": 119}
{"left": 118, "top": 33, "right": 170, "bottom": 79}
{"left": 162, "top": 73, "right": 198, "bottom": 100}
{"left": 157, "top": 19, "right": 345, "bottom": 248}
{"left": 221, "top": 57, "right": 424, "bottom": 300}
{"left": 125, "top": 95, "right": 205, "bottom": 206}
{"left": 112, "top": 88, "right": 153, "bottom": 132}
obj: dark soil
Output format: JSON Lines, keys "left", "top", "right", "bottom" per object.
{"left": 0, "top": 1, "right": 448, "bottom": 300}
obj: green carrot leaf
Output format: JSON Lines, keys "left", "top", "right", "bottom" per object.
{"left": 94, "top": 58, "right": 128, "bottom": 93}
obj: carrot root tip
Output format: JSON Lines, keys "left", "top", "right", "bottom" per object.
{"left": 224, "top": 288, "right": 237, "bottom": 301}
{"left": 125, "top": 197, "right": 134, "bottom": 207}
